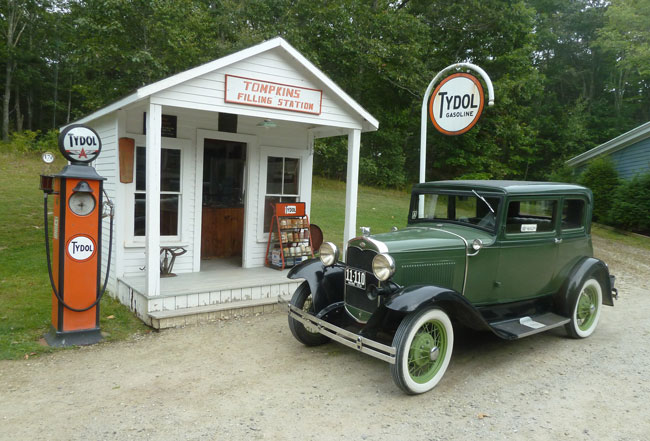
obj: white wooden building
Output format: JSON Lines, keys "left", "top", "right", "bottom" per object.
{"left": 66, "top": 37, "right": 378, "bottom": 328}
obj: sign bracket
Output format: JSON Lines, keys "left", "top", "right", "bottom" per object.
{"left": 419, "top": 63, "right": 495, "bottom": 183}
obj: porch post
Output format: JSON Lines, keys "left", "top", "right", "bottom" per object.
{"left": 145, "top": 103, "right": 162, "bottom": 297}
{"left": 343, "top": 129, "right": 361, "bottom": 248}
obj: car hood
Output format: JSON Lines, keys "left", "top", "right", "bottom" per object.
{"left": 362, "top": 225, "right": 493, "bottom": 254}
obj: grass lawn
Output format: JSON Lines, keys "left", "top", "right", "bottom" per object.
{"left": 0, "top": 151, "right": 149, "bottom": 360}
{"left": 310, "top": 176, "right": 410, "bottom": 251}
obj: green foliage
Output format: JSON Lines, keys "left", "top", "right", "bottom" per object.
{"left": 0, "top": 130, "right": 58, "bottom": 153}
{"left": 547, "top": 164, "right": 579, "bottom": 183}
{"left": 578, "top": 158, "right": 620, "bottom": 222}
{"left": 1, "top": 0, "right": 650, "bottom": 187}
{"left": 608, "top": 173, "right": 650, "bottom": 234}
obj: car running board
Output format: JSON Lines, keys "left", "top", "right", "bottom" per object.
{"left": 489, "top": 313, "right": 570, "bottom": 339}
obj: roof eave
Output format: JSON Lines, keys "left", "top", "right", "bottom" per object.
{"left": 62, "top": 37, "right": 379, "bottom": 132}
{"left": 566, "top": 121, "right": 650, "bottom": 167}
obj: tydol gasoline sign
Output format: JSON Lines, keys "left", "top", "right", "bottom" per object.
{"left": 429, "top": 73, "right": 484, "bottom": 136}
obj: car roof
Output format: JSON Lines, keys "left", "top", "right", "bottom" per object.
{"left": 413, "top": 180, "right": 591, "bottom": 196}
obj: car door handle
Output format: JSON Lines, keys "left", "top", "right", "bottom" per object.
{"left": 554, "top": 238, "right": 563, "bottom": 244}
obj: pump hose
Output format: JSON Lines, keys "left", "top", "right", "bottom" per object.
{"left": 44, "top": 192, "right": 114, "bottom": 312}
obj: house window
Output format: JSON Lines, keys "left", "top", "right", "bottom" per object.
{"left": 263, "top": 156, "right": 300, "bottom": 232}
{"left": 134, "top": 146, "right": 181, "bottom": 237}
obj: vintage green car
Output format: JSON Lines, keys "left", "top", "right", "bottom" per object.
{"left": 287, "top": 180, "right": 617, "bottom": 394}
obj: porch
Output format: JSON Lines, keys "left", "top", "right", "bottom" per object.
{"left": 116, "top": 259, "right": 302, "bottom": 329}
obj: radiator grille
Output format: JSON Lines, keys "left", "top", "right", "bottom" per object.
{"left": 344, "top": 246, "right": 379, "bottom": 321}
{"left": 399, "top": 260, "right": 456, "bottom": 289}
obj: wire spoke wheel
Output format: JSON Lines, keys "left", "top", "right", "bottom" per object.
{"left": 566, "top": 277, "right": 603, "bottom": 339}
{"left": 288, "top": 282, "right": 330, "bottom": 346}
{"left": 391, "top": 308, "right": 454, "bottom": 394}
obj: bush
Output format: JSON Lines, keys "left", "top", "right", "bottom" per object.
{"left": 578, "top": 158, "right": 619, "bottom": 223}
{"left": 608, "top": 173, "right": 650, "bottom": 234}
{"left": 547, "top": 163, "right": 579, "bottom": 183}
{"left": 0, "top": 130, "right": 59, "bottom": 154}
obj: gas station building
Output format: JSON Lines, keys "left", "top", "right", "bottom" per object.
{"left": 66, "top": 37, "right": 378, "bottom": 328}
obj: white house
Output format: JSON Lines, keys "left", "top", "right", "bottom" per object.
{"left": 66, "top": 37, "right": 378, "bottom": 328}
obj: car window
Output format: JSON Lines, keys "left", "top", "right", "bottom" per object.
{"left": 506, "top": 200, "right": 556, "bottom": 234}
{"left": 410, "top": 192, "right": 500, "bottom": 232}
{"left": 562, "top": 199, "right": 586, "bottom": 230}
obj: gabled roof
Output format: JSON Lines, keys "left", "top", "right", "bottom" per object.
{"left": 70, "top": 37, "right": 379, "bottom": 131}
{"left": 566, "top": 121, "right": 650, "bottom": 167}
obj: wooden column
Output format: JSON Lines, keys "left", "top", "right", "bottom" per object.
{"left": 145, "top": 103, "right": 162, "bottom": 297}
{"left": 343, "top": 129, "right": 361, "bottom": 249}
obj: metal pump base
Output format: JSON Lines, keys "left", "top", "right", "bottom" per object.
{"left": 44, "top": 326, "right": 103, "bottom": 347}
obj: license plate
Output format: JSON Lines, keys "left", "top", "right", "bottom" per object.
{"left": 345, "top": 267, "right": 366, "bottom": 289}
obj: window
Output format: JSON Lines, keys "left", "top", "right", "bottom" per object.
{"left": 562, "top": 199, "right": 585, "bottom": 230}
{"left": 410, "top": 192, "right": 500, "bottom": 232}
{"left": 134, "top": 146, "right": 181, "bottom": 237}
{"left": 506, "top": 200, "right": 556, "bottom": 234}
{"left": 263, "top": 156, "right": 300, "bottom": 233}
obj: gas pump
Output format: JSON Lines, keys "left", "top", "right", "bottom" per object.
{"left": 41, "top": 124, "right": 114, "bottom": 347}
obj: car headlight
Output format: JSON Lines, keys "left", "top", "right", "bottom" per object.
{"left": 319, "top": 242, "right": 339, "bottom": 267}
{"left": 372, "top": 253, "right": 395, "bottom": 282}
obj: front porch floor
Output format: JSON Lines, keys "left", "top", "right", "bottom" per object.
{"left": 116, "top": 259, "right": 303, "bottom": 329}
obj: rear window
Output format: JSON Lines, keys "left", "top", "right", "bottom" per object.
{"left": 562, "top": 199, "right": 586, "bottom": 230}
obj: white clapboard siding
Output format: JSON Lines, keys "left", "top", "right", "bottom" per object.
{"left": 91, "top": 116, "right": 119, "bottom": 294}
{"left": 153, "top": 47, "right": 361, "bottom": 130}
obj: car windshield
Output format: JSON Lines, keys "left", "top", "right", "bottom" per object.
{"left": 409, "top": 191, "right": 501, "bottom": 232}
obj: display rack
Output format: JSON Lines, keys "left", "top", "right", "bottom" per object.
{"left": 265, "top": 202, "right": 314, "bottom": 270}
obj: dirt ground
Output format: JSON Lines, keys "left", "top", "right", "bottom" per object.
{"left": 1, "top": 236, "right": 649, "bottom": 441}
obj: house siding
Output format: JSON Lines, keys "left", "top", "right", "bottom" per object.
{"left": 90, "top": 116, "right": 119, "bottom": 294}
{"left": 609, "top": 137, "right": 650, "bottom": 179}
{"left": 152, "top": 47, "right": 361, "bottom": 130}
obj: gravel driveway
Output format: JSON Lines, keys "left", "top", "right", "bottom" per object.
{"left": 1, "top": 236, "right": 649, "bottom": 441}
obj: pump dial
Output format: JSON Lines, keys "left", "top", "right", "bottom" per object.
{"left": 69, "top": 192, "right": 96, "bottom": 216}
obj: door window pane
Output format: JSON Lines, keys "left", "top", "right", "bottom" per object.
{"left": 506, "top": 200, "right": 556, "bottom": 233}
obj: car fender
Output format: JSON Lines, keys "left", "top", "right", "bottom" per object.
{"left": 287, "top": 258, "right": 344, "bottom": 313}
{"left": 555, "top": 257, "right": 614, "bottom": 316}
{"left": 381, "top": 285, "right": 492, "bottom": 332}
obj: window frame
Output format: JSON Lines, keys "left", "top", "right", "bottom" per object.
{"left": 503, "top": 197, "right": 559, "bottom": 239}
{"left": 125, "top": 135, "right": 190, "bottom": 247}
{"left": 560, "top": 196, "right": 588, "bottom": 236}
{"left": 257, "top": 146, "right": 309, "bottom": 242}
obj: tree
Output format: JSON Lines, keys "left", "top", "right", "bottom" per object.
{"left": 1, "top": 0, "right": 28, "bottom": 140}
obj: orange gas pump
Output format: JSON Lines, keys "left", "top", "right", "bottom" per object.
{"left": 41, "top": 125, "right": 114, "bottom": 347}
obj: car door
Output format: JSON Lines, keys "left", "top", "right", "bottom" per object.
{"left": 552, "top": 196, "right": 593, "bottom": 290}
{"left": 494, "top": 197, "right": 560, "bottom": 302}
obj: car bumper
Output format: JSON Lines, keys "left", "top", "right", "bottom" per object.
{"left": 288, "top": 303, "right": 396, "bottom": 364}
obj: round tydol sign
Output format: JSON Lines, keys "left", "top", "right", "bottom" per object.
{"left": 429, "top": 73, "right": 485, "bottom": 136}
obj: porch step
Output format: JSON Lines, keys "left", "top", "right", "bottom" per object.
{"left": 148, "top": 296, "right": 290, "bottom": 329}
{"left": 489, "top": 312, "right": 570, "bottom": 339}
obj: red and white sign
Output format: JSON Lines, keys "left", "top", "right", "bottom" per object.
{"left": 225, "top": 75, "right": 322, "bottom": 115}
{"left": 58, "top": 124, "right": 102, "bottom": 163}
{"left": 66, "top": 235, "right": 96, "bottom": 261}
{"left": 429, "top": 73, "right": 484, "bottom": 136}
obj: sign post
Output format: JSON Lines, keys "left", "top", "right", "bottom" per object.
{"left": 419, "top": 63, "right": 495, "bottom": 182}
